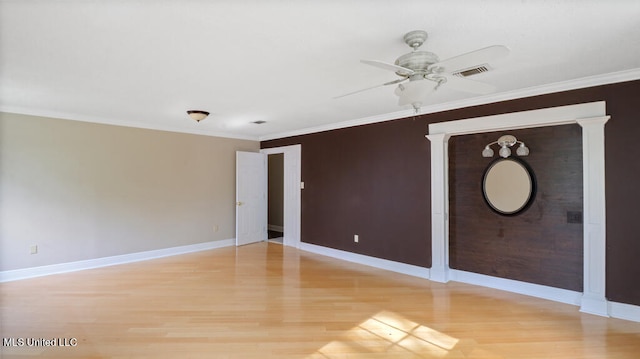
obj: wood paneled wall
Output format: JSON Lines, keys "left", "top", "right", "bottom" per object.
{"left": 449, "top": 125, "right": 584, "bottom": 291}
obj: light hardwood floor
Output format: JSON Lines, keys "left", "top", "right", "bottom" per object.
{"left": 1, "top": 242, "right": 639, "bottom": 358}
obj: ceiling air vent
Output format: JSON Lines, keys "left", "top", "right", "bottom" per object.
{"left": 452, "top": 64, "right": 492, "bottom": 77}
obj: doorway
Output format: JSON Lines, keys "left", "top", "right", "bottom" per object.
{"left": 260, "top": 144, "right": 301, "bottom": 248}
{"left": 267, "top": 153, "right": 284, "bottom": 244}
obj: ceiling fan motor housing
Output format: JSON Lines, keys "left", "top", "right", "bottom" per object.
{"left": 395, "top": 30, "right": 439, "bottom": 77}
{"left": 394, "top": 51, "right": 440, "bottom": 76}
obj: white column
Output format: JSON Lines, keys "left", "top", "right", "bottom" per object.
{"left": 577, "top": 116, "right": 610, "bottom": 316}
{"left": 425, "top": 133, "right": 451, "bottom": 283}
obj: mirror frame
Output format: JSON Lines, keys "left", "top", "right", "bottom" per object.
{"left": 482, "top": 157, "right": 536, "bottom": 216}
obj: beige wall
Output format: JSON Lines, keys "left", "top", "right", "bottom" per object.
{"left": 0, "top": 113, "right": 259, "bottom": 271}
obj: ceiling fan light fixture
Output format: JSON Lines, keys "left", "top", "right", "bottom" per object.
{"left": 395, "top": 80, "right": 435, "bottom": 111}
{"left": 187, "top": 110, "right": 209, "bottom": 122}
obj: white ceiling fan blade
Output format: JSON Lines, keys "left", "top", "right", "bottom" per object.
{"left": 333, "top": 78, "right": 407, "bottom": 99}
{"left": 361, "top": 59, "right": 415, "bottom": 76}
{"left": 429, "top": 45, "right": 509, "bottom": 73}
{"left": 440, "top": 74, "right": 496, "bottom": 94}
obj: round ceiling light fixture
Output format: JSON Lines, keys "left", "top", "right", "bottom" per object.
{"left": 187, "top": 110, "right": 209, "bottom": 122}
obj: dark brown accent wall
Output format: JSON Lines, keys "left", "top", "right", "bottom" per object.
{"left": 449, "top": 125, "right": 583, "bottom": 291}
{"left": 264, "top": 119, "right": 432, "bottom": 267}
{"left": 262, "top": 79, "right": 640, "bottom": 306}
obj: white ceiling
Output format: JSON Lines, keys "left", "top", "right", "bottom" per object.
{"left": 2, "top": 1, "right": 640, "bottom": 141}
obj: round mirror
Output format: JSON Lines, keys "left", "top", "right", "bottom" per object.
{"left": 482, "top": 158, "right": 535, "bottom": 215}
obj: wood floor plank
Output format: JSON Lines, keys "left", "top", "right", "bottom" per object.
{"left": 1, "top": 242, "right": 639, "bottom": 358}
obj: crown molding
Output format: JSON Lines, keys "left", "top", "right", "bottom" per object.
{"left": 259, "top": 108, "right": 416, "bottom": 142}
{"left": 3, "top": 69, "right": 639, "bottom": 143}
{"left": 260, "top": 68, "right": 640, "bottom": 142}
{"left": 0, "top": 106, "right": 259, "bottom": 141}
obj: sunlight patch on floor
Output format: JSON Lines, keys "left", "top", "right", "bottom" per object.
{"left": 310, "top": 310, "right": 460, "bottom": 358}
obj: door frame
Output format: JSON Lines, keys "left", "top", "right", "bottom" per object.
{"left": 426, "top": 101, "right": 610, "bottom": 316}
{"left": 261, "top": 145, "right": 301, "bottom": 248}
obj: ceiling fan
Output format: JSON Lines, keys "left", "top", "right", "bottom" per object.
{"left": 338, "top": 30, "right": 509, "bottom": 112}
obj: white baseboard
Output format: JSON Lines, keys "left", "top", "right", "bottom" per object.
{"left": 0, "top": 239, "right": 235, "bottom": 282}
{"left": 609, "top": 301, "right": 640, "bottom": 322}
{"left": 299, "top": 243, "right": 640, "bottom": 323}
{"left": 581, "top": 294, "right": 610, "bottom": 317}
{"left": 4, "top": 239, "right": 638, "bottom": 323}
{"left": 450, "top": 269, "right": 583, "bottom": 305}
{"left": 450, "top": 270, "right": 640, "bottom": 322}
{"left": 299, "top": 242, "right": 430, "bottom": 279}
{"left": 268, "top": 224, "right": 284, "bottom": 232}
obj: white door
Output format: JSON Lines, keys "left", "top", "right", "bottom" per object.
{"left": 236, "top": 151, "right": 267, "bottom": 246}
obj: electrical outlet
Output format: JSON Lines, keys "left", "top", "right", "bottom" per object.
{"left": 354, "top": 234, "right": 359, "bottom": 243}
{"left": 30, "top": 245, "right": 38, "bottom": 254}
{"left": 213, "top": 224, "right": 219, "bottom": 232}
